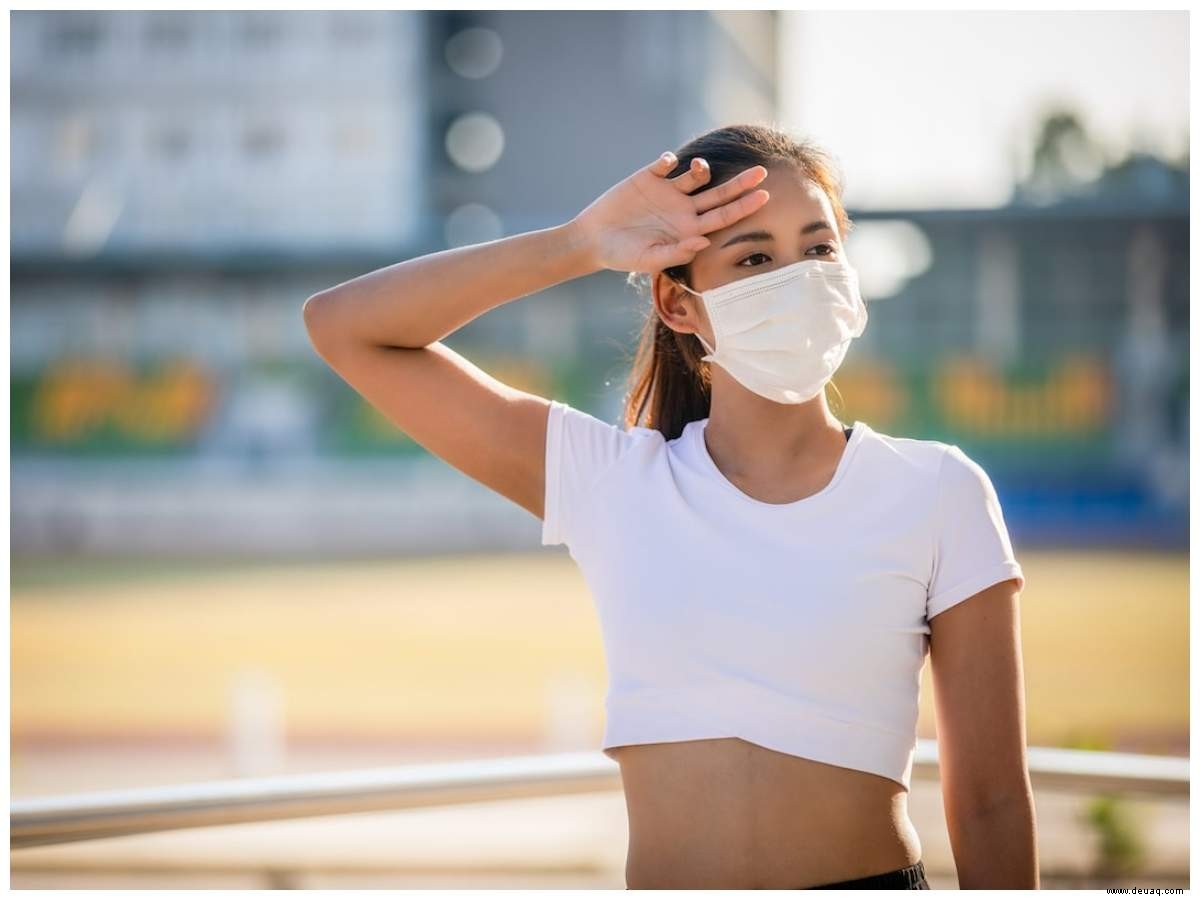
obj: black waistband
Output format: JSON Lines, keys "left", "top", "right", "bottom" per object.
{"left": 807, "top": 859, "right": 928, "bottom": 889}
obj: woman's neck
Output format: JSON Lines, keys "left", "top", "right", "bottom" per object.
{"left": 704, "top": 384, "right": 848, "bottom": 478}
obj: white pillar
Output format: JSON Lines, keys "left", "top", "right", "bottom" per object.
{"left": 227, "top": 667, "right": 286, "bottom": 777}
{"left": 975, "top": 226, "right": 1021, "bottom": 366}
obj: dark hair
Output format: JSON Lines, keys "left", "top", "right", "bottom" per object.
{"left": 620, "top": 123, "right": 854, "bottom": 440}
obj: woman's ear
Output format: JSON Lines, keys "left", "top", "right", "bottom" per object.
{"left": 652, "top": 271, "right": 708, "bottom": 339}
{"left": 651, "top": 271, "right": 689, "bottom": 333}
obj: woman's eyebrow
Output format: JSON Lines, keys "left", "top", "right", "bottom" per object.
{"left": 719, "top": 219, "right": 834, "bottom": 249}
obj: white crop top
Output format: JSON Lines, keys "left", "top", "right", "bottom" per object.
{"left": 541, "top": 399, "right": 1026, "bottom": 791}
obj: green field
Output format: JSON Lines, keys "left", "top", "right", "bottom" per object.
{"left": 10, "top": 549, "right": 1189, "bottom": 754}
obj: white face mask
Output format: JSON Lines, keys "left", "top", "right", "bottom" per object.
{"left": 673, "top": 258, "right": 869, "bottom": 404}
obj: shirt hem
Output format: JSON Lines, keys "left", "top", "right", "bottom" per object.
{"left": 601, "top": 685, "right": 916, "bottom": 791}
{"left": 926, "top": 560, "right": 1025, "bottom": 619}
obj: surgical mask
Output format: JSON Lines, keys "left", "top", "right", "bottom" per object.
{"left": 673, "top": 258, "right": 868, "bottom": 404}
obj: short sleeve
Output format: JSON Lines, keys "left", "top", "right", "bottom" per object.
{"left": 542, "top": 399, "right": 639, "bottom": 548}
{"left": 926, "top": 444, "right": 1026, "bottom": 620}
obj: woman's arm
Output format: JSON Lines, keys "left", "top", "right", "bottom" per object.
{"left": 303, "top": 222, "right": 595, "bottom": 521}
{"left": 302, "top": 151, "right": 769, "bottom": 520}
{"left": 303, "top": 220, "right": 596, "bottom": 352}
{"left": 929, "top": 578, "right": 1040, "bottom": 889}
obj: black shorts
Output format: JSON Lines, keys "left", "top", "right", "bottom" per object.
{"left": 806, "top": 859, "right": 930, "bottom": 889}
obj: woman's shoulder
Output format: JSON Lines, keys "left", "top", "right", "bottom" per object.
{"left": 856, "top": 421, "right": 952, "bottom": 479}
{"left": 861, "top": 422, "right": 1001, "bottom": 503}
{"left": 545, "top": 398, "right": 666, "bottom": 478}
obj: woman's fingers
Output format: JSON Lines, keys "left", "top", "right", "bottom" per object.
{"left": 637, "top": 154, "right": 768, "bottom": 259}
{"left": 694, "top": 188, "right": 770, "bottom": 234}
{"left": 667, "top": 157, "right": 712, "bottom": 194}
{"left": 647, "top": 151, "right": 678, "bottom": 177}
{"left": 692, "top": 165, "right": 768, "bottom": 214}
{"left": 645, "top": 235, "right": 711, "bottom": 271}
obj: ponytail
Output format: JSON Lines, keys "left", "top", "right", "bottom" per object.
{"left": 621, "top": 272, "right": 711, "bottom": 440}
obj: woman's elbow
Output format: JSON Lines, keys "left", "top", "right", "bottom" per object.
{"left": 303, "top": 291, "right": 347, "bottom": 356}
{"left": 302, "top": 290, "right": 329, "bottom": 334}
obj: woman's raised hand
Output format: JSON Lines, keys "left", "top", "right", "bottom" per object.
{"left": 569, "top": 151, "right": 770, "bottom": 274}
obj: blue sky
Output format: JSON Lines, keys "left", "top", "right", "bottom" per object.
{"left": 780, "top": 10, "right": 1189, "bottom": 209}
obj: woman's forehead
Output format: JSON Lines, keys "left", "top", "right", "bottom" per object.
{"left": 714, "top": 172, "right": 835, "bottom": 237}
{"left": 758, "top": 169, "right": 830, "bottom": 208}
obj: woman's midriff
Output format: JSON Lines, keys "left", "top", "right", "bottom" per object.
{"left": 608, "top": 737, "right": 922, "bottom": 890}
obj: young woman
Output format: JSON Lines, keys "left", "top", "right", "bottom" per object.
{"left": 303, "top": 124, "right": 1037, "bottom": 890}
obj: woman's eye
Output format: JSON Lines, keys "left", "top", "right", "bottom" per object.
{"left": 737, "top": 252, "right": 771, "bottom": 267}
{"left": 738, "top": 245, "right": 835, "bottom": 266}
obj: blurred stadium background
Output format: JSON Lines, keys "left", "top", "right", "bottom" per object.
{"left": 9, "top": 9, "right": 1189, "bottom": 889}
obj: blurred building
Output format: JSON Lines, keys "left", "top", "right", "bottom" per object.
{"left": 11, "top": 11, "right": 428, "bottom": 257}
{"left": 11, "top": 10, "right": 434, "bottom": 448}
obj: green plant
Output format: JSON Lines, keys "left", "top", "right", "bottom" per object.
{"left": 1060, "top": 731, "right": 1146, "bottom": 880}
{"left": 1083, "top": 793, "right": 1146, "bottom": 880}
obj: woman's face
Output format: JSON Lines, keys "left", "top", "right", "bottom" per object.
{"left": 655, "top": 164, "right": 847, "bottom": 346}
{"left": 688, "top": 164, "right": 845, "bottom": 291}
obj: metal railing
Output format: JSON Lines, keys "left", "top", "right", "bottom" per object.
{"left": 11, "top": 739, "right": 1189, "bottom": 850}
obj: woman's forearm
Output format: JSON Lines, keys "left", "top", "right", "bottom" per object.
{"left": 303, "top": 219, "right": 599, "bottom": 350}
{"left": 947, "top": 792, "right": 1040, "bottom": 888}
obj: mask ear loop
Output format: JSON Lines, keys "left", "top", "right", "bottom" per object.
{"left": 667, "top": 277, "right": 717, "bottom": 358}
